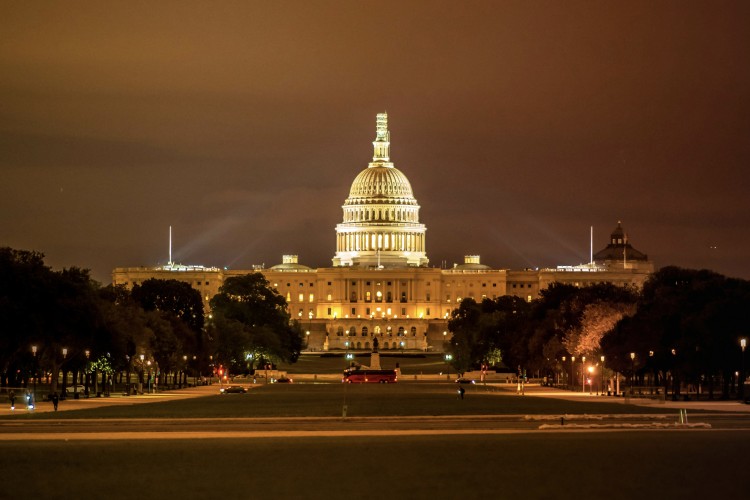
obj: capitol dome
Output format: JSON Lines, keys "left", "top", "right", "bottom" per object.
{"left": 347, "top": 166, "right": 416, "bottom": 203}
{"left": 332, "top": 113, "right": 428, "bottom": 268}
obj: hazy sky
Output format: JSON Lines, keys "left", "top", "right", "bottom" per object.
{"left": 2, "top": 1, "right": 749, "bottom": 283}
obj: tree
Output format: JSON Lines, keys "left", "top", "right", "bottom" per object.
{"left": 131, "top": 278, "right": 204, "bottom": 334}
{"left": 131, "top": 278, "right": 205, "bottom": 373}
{"left": 601, "top": 267, "right": 750, "bottom": 399}
{"left": 209, "top": 273, "right": 302, "bottom": 370}
{"left": 447, "top": 296, "right": 530, "bottom": 373}
{"left": 0, "top": 248, "right": 54, "bottom": 388}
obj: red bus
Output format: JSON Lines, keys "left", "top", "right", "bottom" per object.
{"left": 342, "top": 369, "right": 398, "bottom": 384}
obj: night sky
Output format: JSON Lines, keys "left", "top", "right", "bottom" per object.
{"left": 2, "top": 1, "right": 749, "bottom": 283}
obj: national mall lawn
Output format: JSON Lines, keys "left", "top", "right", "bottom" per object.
{"left": 3, "top": 381, "right": 750, "bottom": 499}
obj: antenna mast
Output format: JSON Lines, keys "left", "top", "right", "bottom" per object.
{"left": 169, "top": 226, "right": 173, "bottom": 266}
{"left": 590, "top": 226, "right": 593, "bottom": 265}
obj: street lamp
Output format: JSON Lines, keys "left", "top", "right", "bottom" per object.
{"left": 61, "top": 348, "right": 68, "bottom": 397}
{"left": 147, "top": 361, "right": 153, "bottom": 393}
{"left": 31, "top": 345, "right": 37, "bottom": 402}
{"left": 571, "top": 356, "right": 575, "bottom": 391}
{"left": 444, "top": 354, "right": 453, "bottom": 379}
{"left": 740, "top": 338, "right": 747, "bottom": 400}
{"left": 84, "top": 349, "right": 90, "bottom": 397}
{"left": 587, "top": 365, "right": 594, "bottom": 395}
{"left": 630, "top": 352, "right": 636, "bottom": 395}
{"left": 139, "top": 354, "right": 145, "bottom": 394}
{"left": 581, "top": 356, "right": 586, "bottom": 393}
{"left": 600, "top": 355, "right": 605, "bottom": 396}
{"left": 561, "top": 356, "right": 566, "bottom": 388}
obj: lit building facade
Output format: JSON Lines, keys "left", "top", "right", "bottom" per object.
{"left": 113, "top": 113, "right": 653, "bottom": 352}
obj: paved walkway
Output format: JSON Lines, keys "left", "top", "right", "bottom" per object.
{"left": 4, "top": 385, "right": 220, "bottom": 414}
{"left": 507, "top": 384, "right": 750, "bottom": 413}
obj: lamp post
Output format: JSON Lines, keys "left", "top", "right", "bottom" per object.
{"left": 306, "top": 310, "right": 313, "bottom": 350}
{"left": 182, "top": 355, "right": 188, "bottom": 388}
{"left": 571, "top": 356, "right": 575, "bottom": 391}
{"left": 31, "top": 345, "right": 37, "bottom": 402}
{"left": 630, "top": 352, "right": 636, "bottom": 395}
{"left": 581, "top": 356, "right": 586, "bottom": 393}
{"left": 444, "top": 354, "right": 453, "bottom": 379}
{"left": 600, "top": 355, "right": 605, "bottom": 396}
{"left": 84, "top": 349, "right": 90, "bottom": 397}
{"left": 740, "top": 338, "right": 747, "bottom": 400}
{"left": 61, "top": 347, "right": 68, "bottom": 397}
{"left": 561, "top": 356, "right": 566, "bottom": 388}
{"left": 139, "top": 354, "right": 145, "bottom": 394}
{"left": 587, "top": 365, "right": 594, "bottom": 395}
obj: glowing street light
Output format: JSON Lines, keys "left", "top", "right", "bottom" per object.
{"left": 571, "top": 356, "right": 575, "bottom": 390}
{"left": 740, "top": 338, "right": 747, "bottom": 400}
{"left": 31, "top": 345, "right": 37, "bottom": 403}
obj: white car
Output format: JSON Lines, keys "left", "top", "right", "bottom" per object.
{"left": 64, "top": 385, "right": 88, "bottom": 395}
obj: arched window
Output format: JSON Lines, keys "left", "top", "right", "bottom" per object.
{"left": 337, "top": 326, "right": 344, "bottom": 337}
{"left": 398, "top": 327, "right": 405, "bottom": 337}
{"left": 362, "top": 327, "right": 368, "bottom": 337}
{"left": 348, "top": 327, "right": 356, "bottom": 336}
{"left": 411, "top": 327, "right": 417, "bottom": 336}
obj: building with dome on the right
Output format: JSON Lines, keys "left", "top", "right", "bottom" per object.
{"left": 112, "top": 113, "right": 654, "bottom": 353}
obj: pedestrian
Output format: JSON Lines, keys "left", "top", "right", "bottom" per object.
{"left": 51, "top": 391, "right": 59, "bottom": 411}
{"left": 8, "top": 390, "right": 15, "bottom": 410}
{"left": 458, "top": 386, "right": 465, "bottom": 400}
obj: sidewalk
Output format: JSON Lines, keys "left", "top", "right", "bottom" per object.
{"left": 512, "top": 385, "right": 750, "bottom": 413}
{"left": 3, "top": 385, "right": 219, "bottom": 414}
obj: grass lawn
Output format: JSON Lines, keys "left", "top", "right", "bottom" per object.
{"left": 3, "top": 383, "right": 672, "bottom": 420}
{"left": 3, "top": 432, "right": 749, "bottom": 499}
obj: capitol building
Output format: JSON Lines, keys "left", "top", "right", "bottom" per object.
{"left": 112, "top": 113, "right": 653, "bottom": 353}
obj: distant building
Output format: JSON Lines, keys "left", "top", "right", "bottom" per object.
{"left": 113, "top": 113, "right": 653, "bottom": 352}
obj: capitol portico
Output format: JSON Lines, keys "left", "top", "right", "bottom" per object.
{"left": 112, "top": 113, "right": 653, "bottom": 353}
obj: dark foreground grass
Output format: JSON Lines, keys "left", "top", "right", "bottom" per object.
{"left": 2, "top": 432, "right": 748, "bottom": 499}
{"left": 4, "top": 383, "right": 671, "bottom": 420}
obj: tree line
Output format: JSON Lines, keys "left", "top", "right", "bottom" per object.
{"left": 0, "top": 247, "right": 302, "bottom": 395}
{"left": 447, "top": 266, "right": 750, "bottom": 399}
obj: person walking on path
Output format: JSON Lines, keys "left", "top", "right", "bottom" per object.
{"left": 8, "top": 390, "right": 15, "bottom": 410}
{"left": 51, "top": 391, "right": 59, "bottom": 411}
{"left": 458, "top": 386, "right": 465, "bottom": 400}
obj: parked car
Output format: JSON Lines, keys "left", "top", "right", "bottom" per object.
{"left": 274, "top": 377, "right": 293, "bottom": 384}
{"left": 220, "top": 385, "right": 247, "bottom": 394}
{"left": 454, "top": 378, "right": 475, "bottom": 384}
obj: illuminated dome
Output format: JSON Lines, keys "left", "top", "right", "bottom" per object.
{"left": 347, "top": 166, "right": 416, "bottom": 202}
{"left": 333, "top": 113, "right": 428, "bottom": 268}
